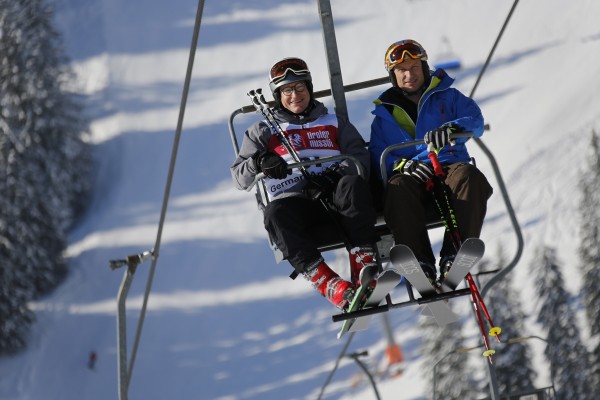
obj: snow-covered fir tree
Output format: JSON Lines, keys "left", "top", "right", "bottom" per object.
{"left": 481, "top": 249, "right": 538, "bottom": 396}
{"left": 419, "top": 307, "right": 477, "bottom": 399}
{"left": 578, "top": 129, "right": 600, "bottom": 393}
{"left": 532, "top": 245, "right": 594, "bottom": 400}
{"left": 0, "top": 0, "right": 90, "bottom": 354}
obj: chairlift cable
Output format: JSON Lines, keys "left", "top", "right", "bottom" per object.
{"left": 124, "top": 0, "right": 206, "bottom": 390}
{"left": 466, "top": 0, "right": 524, "bottom": 298}
{"left": 469, "top": 0, "right": 520, "bottom": 100}
{"left": 316, "top": 332, "right": 356, "bottom": 400}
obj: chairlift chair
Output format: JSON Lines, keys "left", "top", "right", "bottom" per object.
{"left": 227, "top": 90, "right": 446, "bottom": 268}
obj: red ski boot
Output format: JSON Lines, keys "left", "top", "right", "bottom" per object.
{"left": 304, "top": 261, "right": 356, "bottom": 310}
{"left": 349, "top": 246, "right": 378, "bottom": 286}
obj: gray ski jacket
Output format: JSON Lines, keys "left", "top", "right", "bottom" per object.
{"left": 231, "top": 101, "right": 369, "bottom": 201}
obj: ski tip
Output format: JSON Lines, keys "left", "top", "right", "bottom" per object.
{"left": 465, "top": 237, "right": 485, "bottom": 251}
{"left": 390, "top": 243, "right": 411, "bottom": 254}
{"left": 389, "top": 244, "right": 414, "bottom": 265}
{"left": 383, "top": 267, "right": 401, "bottom": 275}
{"left": 359, "top": 265, "right": 378, "bottom": 288}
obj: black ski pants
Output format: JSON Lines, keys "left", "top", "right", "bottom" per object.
{"left": 264, "top": 175, "right": 377, "bottom": 274}
{"left": 383, "top": 162, "right": 493, "bottom": 266}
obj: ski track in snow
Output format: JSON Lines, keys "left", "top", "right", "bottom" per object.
{"left": 2, "top": 0, "right": 600, "bottom": 399}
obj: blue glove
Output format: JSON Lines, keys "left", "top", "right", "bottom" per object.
{"left": 424, "top": 124, "right": 457, "bottom": 152}
{"left": 393, "top": 158, "right": 434, "bottom": 183}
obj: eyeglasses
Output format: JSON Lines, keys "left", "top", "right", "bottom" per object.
{"left": 269, "top": 58, "right": 310, "bottom": 85}
{"left": 384, "top": 40, "right": 428, "bottom": 72}
{"left": 280, "top": 82, "right": 307, "bottom": 96}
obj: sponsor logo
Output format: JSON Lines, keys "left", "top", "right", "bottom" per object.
{"left": 289, "top": 133, "right": 304, "bottom": 149}
{"left": 307, "top": 129, "right": 335, "bottom": 149}
{"left": 454, "top": 254, "right": 479, "bottom": 269}
{"left": 308, "top": 138, "right": 334, "bottom": 148}
{"left": 306, "top": 130, "right": 331, "bottom": 139}
{"left": 270, "top": 175, "right": 303, "bottom": 192}
{"left": 396, "top": 260, "right": 420, "bottom": 276}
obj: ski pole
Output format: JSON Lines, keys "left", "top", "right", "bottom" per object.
{"left": 246, "top": 89, "right": 361, "bottom": 277}
{"left": 247, "top": 89, "right": 314, "bottom": 179}
{"left": 467, "top": 274, "right": 501, "bottom": 342}
{"left": 248, "top": 89, "right": 347, "bottom": 198}
{"left": 426, "top": 150, "right": 462, "bottom": 252}
{"left": 426, "top": 140, "right": 501, "bottom": 362}
{"left": 247, "top": 89, "right": 349, "bottom": 207}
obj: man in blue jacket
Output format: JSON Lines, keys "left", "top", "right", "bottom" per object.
{"left": 369, "top": 39, "right": 493, "bottom": 284}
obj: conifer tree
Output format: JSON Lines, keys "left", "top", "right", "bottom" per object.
{"left": 483, "top": 248, "right": 537, "bottom": 396}
{"left": 532, "top": 245, "right": 593, "bottom": 399}
{"left": 419, "top": 307, "right": 478, "bottom": 399}
{"left": 0, "top": 0, "right": 90, "bottom": 353}
{"left": 577, "top": 129, "right": 600, "bottom": 392}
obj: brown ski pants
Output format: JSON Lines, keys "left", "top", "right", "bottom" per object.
{"left": 383, "top": 162, "right": 493, "bottom": 266}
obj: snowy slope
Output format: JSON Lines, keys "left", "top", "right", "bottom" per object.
{"left": 2, "top": 0, "right": 600, "bottom": 399}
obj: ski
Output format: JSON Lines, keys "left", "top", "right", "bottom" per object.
{"left": 347, "top": 268, "right": 403, "bottom": 333}
{"left": 336, "top": 265, "right": 377, "bottom": 339}
{"left": 337, "top": 266, "right": 400, "bottom": 339}
{"left": 389, "top": 244, "right": 459, "bottom": 326}
{"left": 440, "top": 238, "right": 485, "bottom": 291}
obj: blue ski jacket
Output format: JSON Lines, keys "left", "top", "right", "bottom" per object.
{"left": 369, "top": 68, "right": 485, "bottom": 180}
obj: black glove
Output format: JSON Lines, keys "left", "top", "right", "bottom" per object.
{"left": 304, "top": 170, "right": 342, "bottom": 200}
{"left": 424, "top": 124, "right": 457, "bottom": 152}
{"left": 256, "top": 152, "right": 289, "bottom": 179}
{"left": 393, "top": 158, "right": 434, "bottom": 184}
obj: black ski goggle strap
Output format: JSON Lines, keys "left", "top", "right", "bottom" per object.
{"left": 269, "top": 58, "right": 310, "bottom": 85}
{"left": 385, "top": 40, "right": 428, "bottom": 71}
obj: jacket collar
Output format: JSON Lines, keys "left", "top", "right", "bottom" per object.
{"left": 375, "top": 68, "right": 453, "bottom": 107}
{"left": 273, "top": 100, "right": 327, "bottom": 124}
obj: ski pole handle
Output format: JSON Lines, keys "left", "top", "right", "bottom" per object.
{"left": 247, "top": 88, "right": 311, "bottom": 179}
{"left": 425, "top": 131, "right": 474, "bottom": 176}
{"left": 427, "top": 151, "right": 445, "bottom": 177}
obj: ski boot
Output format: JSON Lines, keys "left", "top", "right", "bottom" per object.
{"left": 349, "top": 245, "right": 378, "bottom": 286}
{"left": 418, "top": 261, "right": 437, "bottom": 285}
{"left": 303, "top": 261, "right": 356, "bottom": 311}
{"left": 438, "top": 255, "right": 455, "bottom": 285}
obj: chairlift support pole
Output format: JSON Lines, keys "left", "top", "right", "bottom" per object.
{"left": 110, "top": 1, "right": 206, "bottom": 399}
{"left": 228, "top": 4, "right": 523, "bottom": 400}
{"left": 109, "top": 251, "right": 154, "bottom": 400}
{"left": 472, "top": 0, "right": 523, "bottom": 299}
{"left": 317, "top": 0, "right": 404, "bottom": 379}
{"left": 116, "top": 267, "right": 134, "bottom": 400}
{"left": 317, "top": 0, "right": 348, "bottom": 118}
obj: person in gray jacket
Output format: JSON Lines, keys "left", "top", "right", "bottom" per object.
{"left": 231, "top": 57, "right": 377, "bottom": 310}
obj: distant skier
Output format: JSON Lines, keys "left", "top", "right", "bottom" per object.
{"left": 88, "top": 351, "right": 97, "bottom": 370}
{"left": 231, "top": 57, "right": 378, "bottom": 310}
{"left": 369, "top": 39, "right": 493, "bottom": 284}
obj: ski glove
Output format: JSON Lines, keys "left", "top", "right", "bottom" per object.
{"left": 304, "top": 170, "right": 342, "bottom": 200}
{"left": 424, "top": 124, "right": 457, "bottom": 152}
{"left": 393, "top": 158, "right": 434, "bottom": 184}
{"left": 256, "top": 152, "right": 289, "bottom": 179}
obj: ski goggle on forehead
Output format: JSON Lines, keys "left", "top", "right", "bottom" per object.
{"left": 269, "top": 58, "right": 310, "bottom": 84}
{"left": 385, "top": 40, "right": 428, "bottom": 72}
